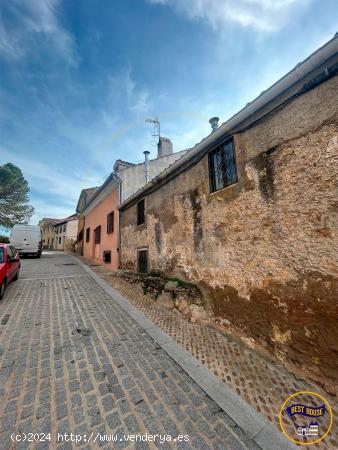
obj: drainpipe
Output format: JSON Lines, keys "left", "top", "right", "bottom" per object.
{"left": 81, "top": 215, "right": 85, "bottom": 256}
{"left": 143, "top": 151, "right": 150, "bottom": 184}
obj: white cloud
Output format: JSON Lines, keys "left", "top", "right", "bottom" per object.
{"left": 130, "top": 90, "right": 152, "bottom": 116}
{"left": 29, "top": 200, "right": 75, "bottom": 225}
{"left": 148, "top": 0, "right": 311, "bottom": 32}
{"left": 107, "top": 69, "right": 153, "bottom": 118}
{"left": 0, "top": 147, "right": 103, "bottom": 223}
{"left": 0, "top": 0, "right": 76, "bottom": 63}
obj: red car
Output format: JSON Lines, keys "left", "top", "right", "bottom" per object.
{"left": 0, "top": 244, "right": 20, "bottom": 300}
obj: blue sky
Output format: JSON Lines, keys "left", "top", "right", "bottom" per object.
{"left": 1, "top": 0, "right": 337, "bottom": 226}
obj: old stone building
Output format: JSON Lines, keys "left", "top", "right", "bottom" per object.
{"left": 39, "top": 218, "right": 60, "bottom": 249}
{"left": 79, "top": 139, "right": 187, "bottom": 269}
{"left": 119, "top": 35, "right": 338, "bottom": 393}
{"left": 54, "top": 214, "right": 79, "bottom": 251}
{"left": 75, "top": 187, "right": 99, "bottom": 255}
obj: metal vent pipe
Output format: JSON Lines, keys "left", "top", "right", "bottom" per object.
{"left": 143, "top": 151, "right": 150, "bottom": 183}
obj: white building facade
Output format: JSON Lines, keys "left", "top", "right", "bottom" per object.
{"left": 54, "top": 215, "right": 79, "bottom": 251}
{"left": 114, "top": 137, "right": 189, "bottom": 202}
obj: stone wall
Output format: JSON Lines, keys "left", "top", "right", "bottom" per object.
{"left": 76, "top": 214, "right": 85, "bottom": 255}
{"left": 120, "top": 75, "right": 338, "bottom": 393}
{"left": 114, "top": 271, "right": 209, "bottom": 320}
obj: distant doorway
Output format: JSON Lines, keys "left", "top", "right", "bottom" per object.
{"left": 137, "top": 248, "right": 149, "bottom": 273}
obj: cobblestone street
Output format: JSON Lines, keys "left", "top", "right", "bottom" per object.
{"left": 81, "top": 259, "right": 338, "bottom": 450}
{"left": 0, "top": 252, "right": 261, "bottom": 450}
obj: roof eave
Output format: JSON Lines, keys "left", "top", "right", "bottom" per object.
{"left": 119, "top": 33, "right": 338, "bottom": 210}
{"left": 82, "top": 173, "right": 121, "bottom": 215}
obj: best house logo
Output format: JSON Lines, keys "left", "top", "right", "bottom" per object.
{"left": 279, "top": 391, "right": 333, "bottom": 445}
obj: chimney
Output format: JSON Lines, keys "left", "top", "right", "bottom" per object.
{"left": 209, "top": 117, "right": 219, "bottom": 132}
{"left": 157, "top": 137, "right": 173, "bottom": 158}
{"left": 143, "top": 150, "right": 150, "bottom": 184}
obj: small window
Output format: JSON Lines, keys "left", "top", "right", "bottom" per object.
{"left": 63, "top": 225, "right": 66, "bottom": 232}
{"left": 137, "top": 199, "right": 145, "bottom": 226}
{"left": 107, "top": 211, "right": 114, "bottom": 234}
{"left": 59, "top": 237, "right": 61, "bottom": 244}
{"left": 209, "top": 137, "right": 237, "bottom": 193}
{"left": 103, "top": 250, "right": 111, "bottom": 263}
{"left": 94, "top": 225, "right": 101, "bottom": 244}
{"left": 86, "top": 227, "right": 90, "bottom": 242}
{"left": 137, "top": 248, "right": 148, "bottom": 273}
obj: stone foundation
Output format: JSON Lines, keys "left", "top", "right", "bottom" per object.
{"left": 201, "top": 271, "right": 338, "bottom": 395}
{"left": 115, "top": 271, "right": 212, "bottom": 323}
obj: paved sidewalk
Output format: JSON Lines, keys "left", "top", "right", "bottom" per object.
{"left": 76, "top": 255, "right": 338, "bottom": 450}
{"left": 0, "top": 252, "right": 260, "bottom": 450}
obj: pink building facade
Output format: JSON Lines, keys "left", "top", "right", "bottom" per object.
{"left": 82, "top": 176, "right": 119, "bottom": 270}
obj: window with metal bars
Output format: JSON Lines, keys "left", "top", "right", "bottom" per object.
{"left": 209, "top": 137, "right": 237, "bottom": 193}
{"left": 107, "top": 211, "right": 114, "bottom": 234}
{"left": 137, "top": 199, "right": 145, "bottom": 226}
{"left": 94, "top": 225, "right": 101, "bottom": 244}
{"left": 137, "top": 248, "right": 148, "bottom": 273}
{"left": 86, "top": 227, "right": 90, "bottom": 242}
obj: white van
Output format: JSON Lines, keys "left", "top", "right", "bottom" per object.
{"left": 10, "top": 225, "right": 42, "bottom": 257}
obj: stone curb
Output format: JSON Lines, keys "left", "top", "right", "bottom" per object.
{"left": 71, "top": 255, "right": 297, "bottom": 450}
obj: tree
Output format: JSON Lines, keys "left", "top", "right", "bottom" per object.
{"left": 0, "top": 163, "right": 34, "bottom": 228}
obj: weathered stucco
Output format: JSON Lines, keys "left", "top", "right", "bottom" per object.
{"left": 120, "top": 75, "right": 338, "bottom": 393}
{"left": 83, "top": 188, "right": 119, "bottom": 270}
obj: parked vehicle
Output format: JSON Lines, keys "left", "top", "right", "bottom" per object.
{"left": 0, "top": 244, "right": 20, "bottom": 300}
{"left": 10, "top": 224, "right": 42, "bottom": 257}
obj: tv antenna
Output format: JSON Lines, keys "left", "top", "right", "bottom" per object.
{"left": 145, "top": 116, "right": 160, "bottom": 144}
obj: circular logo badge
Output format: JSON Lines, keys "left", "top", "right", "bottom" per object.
{"left": 279, "top": 391, "right": 333, "bottom": 445}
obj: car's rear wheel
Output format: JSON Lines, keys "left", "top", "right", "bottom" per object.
{"left": 0, "top": 282, "right": 5, "bottom": 300}
{"left": 13, "top": 270, "right": 19, "bottom": 281}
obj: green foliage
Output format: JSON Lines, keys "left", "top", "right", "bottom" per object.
{"left": 0, "top": 235, "right": 9, "bottom": 243}
{"left": 0, "top": 163, "right": 34, "bottom": 228}
{"left": 166, "top": 277, "right": 197, "bottom": 288}
{"left": 147, "top": 271, "right": 197, "bottom": 288}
